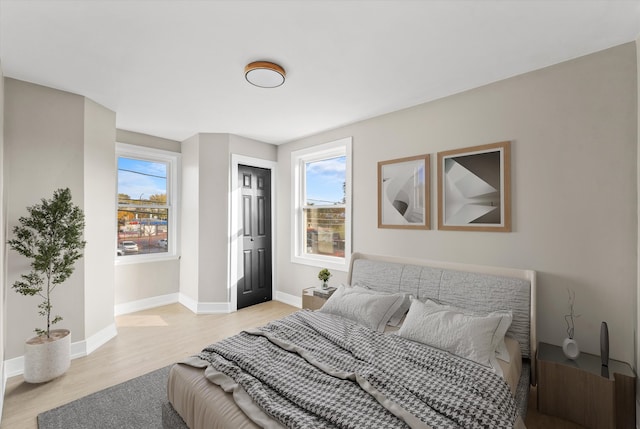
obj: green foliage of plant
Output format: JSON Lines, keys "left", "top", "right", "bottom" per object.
{"left": 318, "top": 268, "right": 331, "bottom": 282}
{"left": 7, "top": 188, "right": 86, "bottom": 338}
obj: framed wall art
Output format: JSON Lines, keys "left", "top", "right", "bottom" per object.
{"left": 378, "top": 154, "right": 430, "bottom": 230}
{"left": 437, "top": 141, "right": 511, "bottom": 232}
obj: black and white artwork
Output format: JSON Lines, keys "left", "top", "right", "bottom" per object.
{"left": 378, "top": 154, "right": 430, "bottom": 230}
{"left": 437, "top": 141, "right": 511, "bottom": 232}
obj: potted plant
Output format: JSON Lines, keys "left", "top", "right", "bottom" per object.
{"left": 7, "top": 188, "right": 86, "bottom": 383}
{"left": 318, "top": 268, "right": 331, "bottom": 289}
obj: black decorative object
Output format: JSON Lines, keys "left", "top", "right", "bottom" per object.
{"left": 600, "top": 321, "right": 609, "bottom": 367}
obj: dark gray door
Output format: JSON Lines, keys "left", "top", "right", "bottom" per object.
{"left": 238, "top": 165, "right": 272, "bottom": 309}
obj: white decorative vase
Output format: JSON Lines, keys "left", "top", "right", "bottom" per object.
{"left": 24, "top": 329, "right": 71, "bottom": 383}
{"left": 562, "top": 337, "right": 580, "bottom": 360}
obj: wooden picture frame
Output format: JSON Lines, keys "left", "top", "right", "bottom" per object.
{"left": 378, "top": 154, "right": 430, "bottom": 230}
{"left": 437, "top": 141, "right": 511, "bottom": 232}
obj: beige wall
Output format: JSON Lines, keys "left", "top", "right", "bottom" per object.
{"left": 180, "top": 133, "right": 234, "bottom": 304}
{"left": 179, "top": 133, "right": 201, "bottom": 303}
{"left": 198, "top": 134, "right": 230, "bottom": 303}
{"left": 229, "top": 134, "right": 278, "bottom": 162}
{"left": 0, "top": 61, "right": 6, "bottom": 414}
{"left": 4, "top": 79, "right": 87, "bottom": 359}
{"left": 116, "top": 129, "right": 180, "bottom": 153}
{"left": 4, "top": 79, "right": 118, "bottom": 360}
{"left": 277, "top": 43, "right": 638, "bottom": 363}
{"left": 636, "top": 36, "right": 640, "bottom": 419}
{"left": 180, "top": 133, "right": 277, "bottom": 307}
{"left": 114, "top": 130, "right": 181, "bottom": 306}
{"left": 83, "top": 98, "right": 116, "bottom": 336}
{"left": 179, "top": 133, "right": 230, "bottom": 304}
{"left": 114, "top": 262, "right": 179, "bottom": 304}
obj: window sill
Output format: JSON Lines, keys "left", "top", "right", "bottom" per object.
{"left": 115, "top": 253, "right": 180, "bottom": 266}
{"left": 291, "top": 254, "right": 349, "bottom": 273}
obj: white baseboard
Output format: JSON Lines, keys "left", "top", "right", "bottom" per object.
{"left": 114, "top": 293, "right": 179, "bottom": 316}
{"left": 85, "top": 323, "right": 118, "bottom": 355}
{"left": 178, "top": 291, "right": 300, "bottom": 314}
{"left": 195, "top": 301, "right": 231, "bottom": 313}
{"left": 5, "top": 355, "right": 24, "bottom": 379}
{"left": 275, "top": 291, "right": 302, "bottom": 308}
{"left": 178, "top": 293, "right": 230, "bottom": 314}
{"left": 70, "top": 340, "right": 86, "bottom": 360}
{"left": 4, "top": 323, "right": 117, "bottom": 378}
{"left": 177, "top": 293, "right": 198, "bottom": 313}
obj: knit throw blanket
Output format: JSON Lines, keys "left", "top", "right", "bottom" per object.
{"left": 194, "top": 310, "right": 521, "bottom": 429}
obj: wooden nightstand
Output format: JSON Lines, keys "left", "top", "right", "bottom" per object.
{"left": 302, "top": 287, "right": 336, "bottom": 310}
{"left": 537, "top": 342, "right": 635, "bottom": 429}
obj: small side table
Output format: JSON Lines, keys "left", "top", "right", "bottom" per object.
{"left": 537, "top": 342, "right": 636, "bottom": 429}
{"left": 302, "top": 287, "right": 336, "bottom": 310}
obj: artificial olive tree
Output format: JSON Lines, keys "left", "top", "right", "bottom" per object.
{"left": 7, "top": 188, "right": 86, "bottom": 338}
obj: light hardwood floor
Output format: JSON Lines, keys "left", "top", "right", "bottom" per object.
{"left": 1, "top": 301, "right": 583, "bottom": 429}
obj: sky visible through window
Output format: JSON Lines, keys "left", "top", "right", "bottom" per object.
{"left": 118, "top": 157, "right": 167, "bottom": 201}
{"left": 305, "top": 156, "right": 346, "bottom": 205}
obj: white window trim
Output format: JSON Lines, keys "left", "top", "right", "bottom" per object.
{"left": 291, "top": 137, "right": 352, "bottom": 272}
{"left": 115, "top": 143, "right": 181, "bottom": 265}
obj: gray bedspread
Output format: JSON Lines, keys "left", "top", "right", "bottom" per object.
{"left": 189, "top": 310, "right": 524, "bottom": 429}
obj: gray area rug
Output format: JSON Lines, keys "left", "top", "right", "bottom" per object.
{"left": 37, "top": 365, "right": 171, "bottom": 429}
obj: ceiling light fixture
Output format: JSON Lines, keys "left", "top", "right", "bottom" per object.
{"left": 244, "top": 61, "right": 286, "bottom": 88}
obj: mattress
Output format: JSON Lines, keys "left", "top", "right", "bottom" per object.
{"left": 498, "top": 337, "right": 523, "bottom": 395}
{"left": 167, "top": 363, "right": 263, "bottom": 429}
{"left": 167, "top": 335, "right": 523, "bottom": 429}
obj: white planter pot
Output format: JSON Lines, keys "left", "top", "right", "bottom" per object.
{"left": 562, "top": 337, "right": 580, "bottom": 360}
{"left": 24, "top": 329, "right": 71, "bottom": 383}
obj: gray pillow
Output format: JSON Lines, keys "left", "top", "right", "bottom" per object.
{"left": 319, "top": 285, "right": 405, "bottom": 332}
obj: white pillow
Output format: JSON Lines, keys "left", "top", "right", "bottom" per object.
{"left": 396, "top": 299, "right": 512, "bottom": 374}
{"left": 319, "top": 285, "right": 404, "bottom": 332}
{"left": 420, "top": 299, "right": 513, "bottom": 363}
{"left": 423, "top": 300, "right": 513, "bottom": 361}
{"left": 343, "top": 285, "right": 411, "bottom": 327}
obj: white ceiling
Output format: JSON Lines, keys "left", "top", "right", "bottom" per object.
{"left": 2, "top": 1, "right": 640, "bottom": 144}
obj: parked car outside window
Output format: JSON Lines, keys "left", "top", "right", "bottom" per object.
{"left": 120, "top": 241, "right": 139, "bottom": 253}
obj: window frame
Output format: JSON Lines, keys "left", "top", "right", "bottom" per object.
{"left": 115, "top": 143, "right": 180, "bottom": 264}
{"left": 291, "top": 137, "right": 352, "bottom": 272}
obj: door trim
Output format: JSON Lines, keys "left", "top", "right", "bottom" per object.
{"left": 230, "top": 154, "right": 277, "bottom": 312}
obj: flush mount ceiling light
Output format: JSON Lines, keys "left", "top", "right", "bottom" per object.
{"left": 244, "top": 61, "right": 286, "bottom": 88}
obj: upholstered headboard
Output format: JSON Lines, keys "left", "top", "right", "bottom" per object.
{"left": 347, "top": 252, "right": 537, "bottom": 383}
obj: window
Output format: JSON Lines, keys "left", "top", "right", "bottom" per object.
{"left": 292, "top": 137, "right": 351, "bottom": 271}
{"left": 116, "top": 143, "right": 179, "bottom": 261}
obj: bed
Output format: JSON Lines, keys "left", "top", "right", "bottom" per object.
{"left": 163, "top": 252, "right": 536, "bottom": 429}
